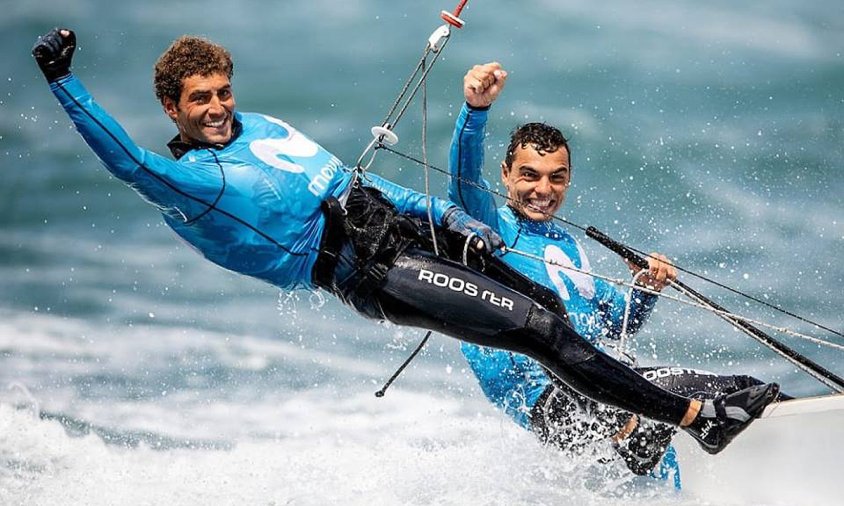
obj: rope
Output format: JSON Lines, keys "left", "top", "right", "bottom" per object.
{"left": 354, "top": 33, "right": 453, "bottom": 172}
{"left": 421, "top": 55, "right": 439, "bottom": 256}
{"left": 375, "top": 331, "right": 433, "bottom": 397}
{"left": 619, "top": 269, "right": 649, "bottom": 352}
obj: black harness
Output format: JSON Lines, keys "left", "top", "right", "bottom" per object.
{"left": 313, "top": 183, "right": 427, "bottom": 303}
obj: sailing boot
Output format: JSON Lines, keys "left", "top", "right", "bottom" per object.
{"left": 683, "top": 382, "right": 780, "bottom": 455}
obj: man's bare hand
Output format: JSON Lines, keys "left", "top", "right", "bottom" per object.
{"left": 627, "top": 253, "right": 677, "bottom": 292}
{"left": 464, "top": 62, "right": 508, "bottom": 108}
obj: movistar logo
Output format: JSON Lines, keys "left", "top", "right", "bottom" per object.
{"left": 307, "top": 156, "right": 343, "bottom": 197}
{"left": 544, "top": 244, "right": 595, "bottom": 301}
{"left": 248, "top": 115, "right": 344, "bottom": 197}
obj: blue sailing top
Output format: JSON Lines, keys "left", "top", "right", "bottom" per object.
{"left": 449, "top": 103, "right": 658, "bottom": 428}
{"left": 49, "top": 74, "right": 455, "bottom": 291}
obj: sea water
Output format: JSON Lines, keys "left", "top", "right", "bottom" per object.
{"left": 1, "top": 1, "right": 842, "bottom": 504}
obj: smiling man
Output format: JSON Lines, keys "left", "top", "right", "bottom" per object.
{"left": 448, "top": 62, "right": 782, "bottom": 480}
{"left": 499, "top": 124, "right": 570, "bottom": 221}
{"left": 155, "top": 37, "right": 236, "bottom": 146}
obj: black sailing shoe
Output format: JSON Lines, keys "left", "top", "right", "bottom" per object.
{"left": 683, "top": 382, "right": 780, "bottom": 455}
{"left": 614, "top": 419, "right": 678, "bottom": 475}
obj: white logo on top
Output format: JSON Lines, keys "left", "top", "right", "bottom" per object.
{"left": 544, "top": 243, "right": 595, "bottom": 301}
{"left": 248, "top": 115, "right": 320, "bottom": 173}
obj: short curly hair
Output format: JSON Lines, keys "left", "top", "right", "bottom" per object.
{"left": 153, "top": 36, "right": 233, "bottom": 104}
{"left": 504, "top": 122, "right": 570, "bottom": 167}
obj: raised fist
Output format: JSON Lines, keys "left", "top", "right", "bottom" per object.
{"left": 32, "top": 28, "right": 77, "bottom": 82}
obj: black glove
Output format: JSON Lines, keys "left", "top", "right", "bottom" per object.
{"left": 442, "top": 207, "right": 504, "bottom": 254}
{"left": 32, "top": 28, "right": 77, "bottom": 82}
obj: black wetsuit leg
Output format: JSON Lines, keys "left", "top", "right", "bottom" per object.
{"left": 371, "top": 248, "right": 691, "bottom": 426}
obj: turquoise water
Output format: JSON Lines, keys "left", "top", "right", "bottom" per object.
{"left": 1, "top": 1, "right": 842, "bottom": 504}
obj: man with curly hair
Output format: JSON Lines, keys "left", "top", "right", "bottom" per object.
{"left": 31, "top": 28, "right": 780, "bottom": 459}
{"left": 153, "top": 35, "right": 235, "bottom": 146}
{"left": 449, "top": 62, "right": 785, "bottom": 481}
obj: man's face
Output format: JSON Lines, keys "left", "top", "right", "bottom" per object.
{"left": 501, "top": 144, "right": 571, "bottom": 221}
{"left": 164, "top": 73, "right": 235, "bottom": 145}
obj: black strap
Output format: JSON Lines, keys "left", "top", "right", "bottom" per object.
{"left": 313, "top": 197, "right": 347, "bottom": 289}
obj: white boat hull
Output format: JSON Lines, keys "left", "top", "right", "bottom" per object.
{"left": 675, "top": 394, "right": 844, "bottom": 504}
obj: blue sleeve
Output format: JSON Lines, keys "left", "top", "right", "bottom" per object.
{"left": 447, "top": 103, "right": 501, "bottom": 229}
{"left": 49, "top": 74, "right": 223, "bottom": 222}
{"left": 595, "top": 278, "right": 658, "bottom": 340}
{"left": 361, "top": 172, "right": 455, "bottom": 225}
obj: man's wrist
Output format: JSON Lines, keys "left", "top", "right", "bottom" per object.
{"left": 441, "top": 205, "right": 460, "bottom": 226}
{"left": 465, "top": 101, "right": 491, "bottom": 111}
{"left": 44, "top": 70, "right": 72, "bottom": 83}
